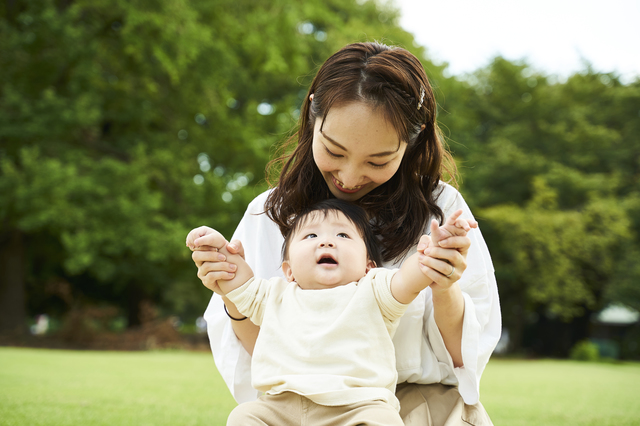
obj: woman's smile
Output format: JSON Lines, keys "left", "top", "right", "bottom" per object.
{"left": 331, "top": 175, "right": 363, "bottom": 193}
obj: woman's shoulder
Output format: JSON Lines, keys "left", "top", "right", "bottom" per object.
{"left": 245, "top": 188, "right": 276, "bottom": 215}
{"left": 436, "top": 180, "right": 461, "bottom": 202}
{"left": 232, "top": 188, "right": 282, "bottom": 245}
{"left": 435, "top": 181, "right": 470, "bottom": 215}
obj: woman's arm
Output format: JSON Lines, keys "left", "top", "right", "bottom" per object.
{"left": 431, "top": 278, "right": 465, "bottom": 367}
{"left": 425, "top": 183, "right": 501, "bottom": 404}
{"left": 393, "top": 209, "right": 477, "bottom": 367}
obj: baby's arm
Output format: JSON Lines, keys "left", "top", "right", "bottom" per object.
{"left": 390, "top": 210, "right": 477, "bottom": 304}
{"left": 390, "top": 250, "right": 431, "bottom": 304}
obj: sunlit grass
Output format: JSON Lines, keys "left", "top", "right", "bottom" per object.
{"left": 1, "top": 348, "right": 639, "bottom": 426}
{"left": 481, "top": 358, "right": 640, "bottom": 426}
{"left": 0, "top": 347, "right": 236, "bottom": 426}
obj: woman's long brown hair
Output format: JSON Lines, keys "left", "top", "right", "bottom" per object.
{"left": 265, "top": 42, "right": 457, "bottom": 262}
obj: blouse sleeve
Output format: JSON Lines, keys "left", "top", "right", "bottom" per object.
{"left": 424, "top": 183, "right": 502, "bottom": 405}
{"left": 202, "top": 190, "right": 285, "bottom": 404}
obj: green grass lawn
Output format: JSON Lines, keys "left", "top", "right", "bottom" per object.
{"left": 0, "top": 347, "right": 236, "bottom": 426}
{"left": 481, "top": 358, "right": 640, "bottom": 426}
{"left": 1, "top": 347, "right": 639, "bottom": 426}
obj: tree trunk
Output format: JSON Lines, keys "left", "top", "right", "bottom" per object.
{"left": 0, "top": 229, "right": 26, "bottom": 333}
{"left": 127, "top": 284, "right": 144, "bottom": 328}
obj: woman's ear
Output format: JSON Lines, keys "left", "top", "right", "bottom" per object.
{"left": 309, "top": 93, "right": 314, "bottom": 102}
{"left": 365, "top": 259, "right": 376, "bottom": 274}
{"left": 282, "top": 261, "right": 295, "bottom": 282}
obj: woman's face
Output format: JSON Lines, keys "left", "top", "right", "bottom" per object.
{"left": 312, "top": 102, "right": 408, "bottom": 202}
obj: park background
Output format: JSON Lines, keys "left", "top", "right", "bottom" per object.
{"left": 1, "top": 0, "right": 640, "bottom": 424}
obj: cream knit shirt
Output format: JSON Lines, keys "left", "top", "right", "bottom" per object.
{"left": 226, "top": 268, "right": 408, "bottom": 411}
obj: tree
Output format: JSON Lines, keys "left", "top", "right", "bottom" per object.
{"left": 448, "top": 57, "right": 640, "bottom": 354}
{"left": 0, "top": 0, "right": 438, "bottom": 331}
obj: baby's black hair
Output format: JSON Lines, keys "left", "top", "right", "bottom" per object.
{"left": 282, "top": 199, "right": 383, "bottom": 267}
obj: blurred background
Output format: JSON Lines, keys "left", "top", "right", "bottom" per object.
{"left": 1, "top": 0, "right": 639, "bottom": 361}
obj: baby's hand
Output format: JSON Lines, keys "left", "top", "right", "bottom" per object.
{"left": 429, "top": 209, "right": 478, "bottom": 246}
{"left": 186, "top": 226, "right": 223, "bottom": 251}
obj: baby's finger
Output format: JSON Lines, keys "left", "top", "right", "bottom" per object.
{"left": 454, "top": 218, "right": 470, "bottom": 232}
{"left": 186, "top": 227, "right": 208, "bottom": 248}
{"left": 227, "top": 239, "right": 246, "bottom": 259}
{"left": 189, "top": 226, "right": 213, "bottom": 241}
{"left": 437, "top": 235, "right": 472, "bottom": 252}
{"left": 444, "top": 209, "right": 464, "bottom": 227}
{"left": 429, "top": 218, "right": 440, "bottom": 238}
{"left": 417, "top": 234, "right": 432, "bottom": 252}
{"left": 194, "top": 231, "right": 226, "bottom": 249}
{"left": 454, "top": 218, "right": 478, "bottom": 232}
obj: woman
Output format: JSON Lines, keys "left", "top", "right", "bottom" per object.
{"left": 191, "top": 42, "right": 500, "bottom": 425}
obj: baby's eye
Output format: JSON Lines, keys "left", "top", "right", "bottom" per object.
{"left": 337, "top": 233, "right": 350, "bottom": 239}
{"left": 303, "top": 233, "right": 317, "bottom": 239}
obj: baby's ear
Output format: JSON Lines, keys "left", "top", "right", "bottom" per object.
{"left": 365, "top": 259, "right": 376, "bottom": 273}
{"left": 282, "top": 261, "right": 295, "bottom": 282}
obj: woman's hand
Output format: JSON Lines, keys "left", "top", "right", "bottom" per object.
{"left": 416, "top": 218, "right": 473, "bottom": 293}
{"left": 186, "top": 226, "right": 245, "bottom": 295}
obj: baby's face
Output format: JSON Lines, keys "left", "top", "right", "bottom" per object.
{"left": 282, "top": 211, "right": 375, "bottom": 290}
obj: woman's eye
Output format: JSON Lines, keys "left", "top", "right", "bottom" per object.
{"left": 369, "top": 161, "right": 388, "bottom": 169}
{"left": 303, "top": 233, "right": 317, "bottom": 239}
{"left": 324, "top": 146, "right": 343, "bottom": 158}
{"left": 337, "top": 233, "right": 350, "bottom": 239}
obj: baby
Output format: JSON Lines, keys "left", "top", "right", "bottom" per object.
{"left": 186, "top": 199, "right": 476, "bottom": 426}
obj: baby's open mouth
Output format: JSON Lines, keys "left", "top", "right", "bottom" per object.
{"left": 318, "top": 255, "right": 338, "bottom": 265}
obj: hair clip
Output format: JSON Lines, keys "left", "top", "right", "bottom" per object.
{"left": 417, "top": 87, "right": 426, "bottom": 110}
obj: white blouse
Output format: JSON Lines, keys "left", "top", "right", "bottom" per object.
{"left": 203, "top": 182, "right": 501, "bottom": 405}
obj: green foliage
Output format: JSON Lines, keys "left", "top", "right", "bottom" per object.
{"left": 570, "top": 340, "right": 601, "bottom": 362}
{"left": 447, "top": 57, "right": 640, "bottom": 352}
{"left": 0, "top": 0, "right": 432, "bottom": 326}
{"left": 621, "top": 325, "right": 640, "bottom": 360}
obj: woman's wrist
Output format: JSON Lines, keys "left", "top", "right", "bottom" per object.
{"left": 431, "top": 282, "right": 463, "bottom": 304}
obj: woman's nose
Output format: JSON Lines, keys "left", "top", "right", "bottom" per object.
{"left": 338, "top": 165, "right": 362, "bottom": 188}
